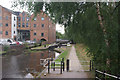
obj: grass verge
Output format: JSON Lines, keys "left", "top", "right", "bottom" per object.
{"left": 55, "top": 47, "right": 71, "bottom": 63}
{"left": 75, "top": 44, "right": 91, "bottom": 69}
{"left": 75, "top": 44, "right": 95, "bottom": 78}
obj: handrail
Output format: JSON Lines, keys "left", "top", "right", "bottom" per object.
{"left": 95, "top": 69, "right": 120, "bottom": 79}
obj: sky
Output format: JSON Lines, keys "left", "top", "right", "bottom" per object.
{"left": 0, "top": 0, "right": 65, "bottom": 34}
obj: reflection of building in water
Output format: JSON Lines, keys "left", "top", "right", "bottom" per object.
{"left": 29, "top": 50, "right": 55, "bottom": 72}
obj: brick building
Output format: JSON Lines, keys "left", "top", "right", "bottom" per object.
{"left": 0, "top": 5, "right": 56, "bottom": 43}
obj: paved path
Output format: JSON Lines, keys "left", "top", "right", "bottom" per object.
{"left": 68, "top": 45, "right": 84, "bottom": 72}
{"left": 41, "top": 45, "right": 91, "bottom": 78}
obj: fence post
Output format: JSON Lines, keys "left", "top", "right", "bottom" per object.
{"left": 95, "top": 68, "right": 97, "bottom": 80}
{"left": 103, "top": 71, "right": 105, "bottom": 80}
{"left": 66, "top": 59, "right": 69, "bottom": 72}
{"left": 48, "top": 60, "right": 50, "bottom": 74}
{"left": 53, "top": 61, "right": 55, "bottom": 71}
{"left": 90, "top": 60, "right": 91, "bottom": 71}
{"left": 117, "top": 75, "right": 120, "bottom": 80}
{"left": 60, "top": 61, "right": 62, "bottom": 74}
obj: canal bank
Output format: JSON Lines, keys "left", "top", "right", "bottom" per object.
{"left": 2, "top": 43, "right": 70, "bottom": 78}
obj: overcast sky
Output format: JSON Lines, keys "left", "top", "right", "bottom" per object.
{"left": 0, "top": 0, "right": 65, "bottom": 34}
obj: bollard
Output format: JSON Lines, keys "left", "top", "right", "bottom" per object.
{"left": 90, "top": 60, "right": 91, "bottom": 71}
{"left": 62, "top": 58, "right": 65, "bottom": 71}
{"left": 66, "top": 59, "right": 69, "bottom": 72}
{"left": 60, "top": 61, "right": 62, "bottom": 74}
{"left": 63, "top": 61, "right": 65, "bottom": 71}
{"left": 53, "top": 62, "right": 55, "bottom": 71}
{"left": 48, "top": 60, "right": 50, "bottom": 74}
{"left": 62, "top": 58, "right": 64, "bottom": 62}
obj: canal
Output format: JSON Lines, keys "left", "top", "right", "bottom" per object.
{"left": 2, "top": 50, "right": 60, "bottom": 78}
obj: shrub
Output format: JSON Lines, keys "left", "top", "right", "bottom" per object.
{"left": 4, "top": 45, "right": 9, "bottom": 51}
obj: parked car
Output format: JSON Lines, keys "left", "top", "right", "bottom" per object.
{"left": 17, "top": 41, "right": 23, "bottom": 45}
{"left": 0, "top": 38, "right": 17, "bottom": 45}
{"left": 25, "top": 40, "right": 36, "bottom": 44}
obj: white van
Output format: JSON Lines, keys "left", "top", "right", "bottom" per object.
{"left": 0, "top": 38, "right": 16, "bottom": 45}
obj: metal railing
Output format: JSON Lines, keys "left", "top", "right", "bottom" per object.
{"left": 95, "top": 69, "right": 120, "bottom": 80}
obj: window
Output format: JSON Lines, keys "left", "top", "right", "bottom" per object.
{"left": 14, "top": 17, "right": 16, "bottom": 21}
{"left": 0, "top": 23, "right": 2, "bottom": 27}
{"left": 5, "top": 31, "right": 8, "bottom": 35}
{"left": 41, "top": 33, "right": 44, "bottom": 37}
{"left": 6, "top": 23, "right": 8, "bottom": 26}
{"left": 26, "top": 23, "right": 28, "bottom": 27}
{"left": 18, "top": 23, "right": 21, "bottom": 27}
{"left": 41, "top": 17, "right": 44, "bottom": 20}
{"left": 34, "top": 32, "right": 36, "bottom": 36}
{"left": 0, "top": 31, "right": 2, "bottom": 34}
{"left": 0, "top": 16, "right": 2, "bottom": 20}
{"left": 14, "top": 24, "right": 15, "bottom": 27}
{"left": 26, "top": 17, "right": 29, "bottom": 21}
{"left": 18, "top": 17, "right": 21, "bottom": 21}
{"left": 33, "top": 38, "right": 36, "bottom": 41}
{"left": 22, "top": 17, "right": 25, "bottom": 21}
{"left": 34, "top": 17, "right": 37, "bottom": 21}
{"left": 14, "top": 31, "right": 15, "bottom": 34}
{"left": 42, "top": 24, "right": 44, "bottom": 27}
{"left": 34, "top": 24, "right": 36, "bottom": 27}
{"left": 6, "top": 16, "right": 8, "bottom": 20}
{"left": 22, "top": 23, "right": 25, "bottom": 27}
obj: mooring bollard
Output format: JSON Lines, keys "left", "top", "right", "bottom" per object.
{"left": 48, "top": 60, "right": 50, "bottom": 74}
{"left": 53, "top": 61, "right": 55, "bottom": 71}
{"left": 60, "top": 61, "right": 62, "bottom": 74}
{"left": 66, "top": 59, "right": 69, "bottom": 72}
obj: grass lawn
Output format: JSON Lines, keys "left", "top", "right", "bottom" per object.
{"left": 0, "top": 51, "right": 6, "bottom": 55}
{"left": 55, "top": 47, "right": 71, "bottom": 62}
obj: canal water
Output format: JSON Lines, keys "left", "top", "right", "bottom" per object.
{"left": 2, "top": 50, "right": 60, "bottom": 78}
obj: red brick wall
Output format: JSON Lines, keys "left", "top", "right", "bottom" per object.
{"left": 17, "top": 11, "right": 31, "bottom": 30}
{"left": 0, "top": 5, "right": 56, "bottom": 43}
{"left": 30, "top": 12, "right": 49, "bottom": 43}
{"left": 0, "top": 6, "right": 2, "bottom": 38}
{"left": 0, "top": 6, "right": 12, "bottom": 39}
{"left": 48, "top": 21, "right": 56, "bottom": 43}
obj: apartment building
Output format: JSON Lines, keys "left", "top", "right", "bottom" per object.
{"left": 0, "top": 5, "right": 18, "bottom": 40}
{"left": 0, "top": 5, "right": 56, "bottom": 43}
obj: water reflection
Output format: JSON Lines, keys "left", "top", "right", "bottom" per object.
{"left": 2, "top": 50, "right": 60, "bottom": 78}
